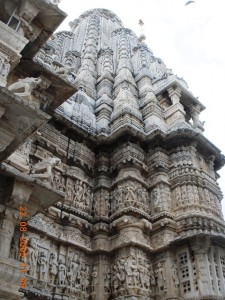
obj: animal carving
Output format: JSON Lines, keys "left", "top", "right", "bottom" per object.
{"left": 8, "top": 77, "right": 42, "bottom": 99}
{"left": 55, "top": 66, "right": 74, "bottom": 79}
{"left": 31, "top": 157, "right": 61, "bottom": 181}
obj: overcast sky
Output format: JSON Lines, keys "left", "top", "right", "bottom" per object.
{"left": 57, "top": 0, "right": 225, "bottom": 216}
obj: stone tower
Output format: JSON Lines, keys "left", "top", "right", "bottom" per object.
{"left": 0, "top": 5, "right": 225, "bottom": 300}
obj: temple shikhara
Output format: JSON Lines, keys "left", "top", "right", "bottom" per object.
{"left": 0, "top": 1, "right": 225, "bottom": 299}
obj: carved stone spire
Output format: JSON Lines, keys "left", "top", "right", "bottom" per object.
{"left": 3, "top": 7, "right": 223, "bottom": 300}
{"left": 74, "top": 11, "right": 99, "bottom": 99}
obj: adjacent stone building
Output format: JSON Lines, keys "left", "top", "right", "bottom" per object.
{"left": 0, "top": 2, "right": 225, "bottom": 300}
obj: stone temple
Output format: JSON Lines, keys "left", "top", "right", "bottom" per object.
{"left": 0, "top": 1, "right": 225, "bottom": 300}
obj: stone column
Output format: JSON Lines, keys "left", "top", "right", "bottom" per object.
{"left": 164, "top": 87, "right": 186, "bottom": 129}
{"left": 91, "top": 255, "right": 107, "bottom": 300}
{"left": 141, "top": 90, "right": 167, "bottom": 133}
{"left": 0, "top": 205, "right": 19, "bottom": 258}
{"left": 215, "top": 247, "right": 225, "bottom": 296}
{"left": 165, "top": 251, "right": 180, "bottom": 299}
{"left": 191, "top": 236, "right": 212, "bottom": 297}
{"left": 167, "top": 86, "right": 182, "bottom": 105}
{"left": 190, "top": 104, "right": 204, "bottom": 133}
{"left": 0, "top": 180, "right": 33, "bottom": 258}
{"left": 97, "top": 255, "right": 106, "bottom": 300}
{"left": 0, "top": 181, "right": 32, "bottom": 300}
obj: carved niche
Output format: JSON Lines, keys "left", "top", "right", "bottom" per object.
{"left": 151, "top": 183, "right": 171, "bottom": 214}
{"left": 64, "top": 167, "right": 93, "bottom": 213}
{"left": 111, "top": 179, "right": 149, "bottom": 214}
{"left": 111, "top": 247, "right": 155, "bottom": 298}
{"left": 93, "top": 188, "right": 110, "bottom": 218}
{"left": 11, "top": 229, "right": 92, "bottom": 299}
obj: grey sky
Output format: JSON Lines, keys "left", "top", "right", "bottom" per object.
{"left": 57, "top": 0, "right": 225, "bottom": 216}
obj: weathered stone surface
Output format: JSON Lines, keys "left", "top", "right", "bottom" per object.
{"left": 0, "top": 87, "right": 50, "bottom": 162}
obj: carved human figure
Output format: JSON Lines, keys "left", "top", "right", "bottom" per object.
{"left": 196, "top": 253, "right": 210, "bottom": 294}
{"left": 8, "top": 77, "right": 42, "bottom": 98}
{"left": 38, "top": 251, "right": 48, "bottom": 281}
{"left": 91, "top": 266, "right": 98, "bottom": 292}
{"left": 80, "top": 263, "right": 88, "bottom": 291}
{"left": 8, "top": 139, "right": 32, "bottom": 172}
{"left": 105, "top": 194, "right": 110, "bottom": 215}
{"left": 138, "top": 263, "right": 145, "bottom": 288}
{"left": 193, "top": 186, "right": 199, "bottom": 204}
{"left": 74, "top": 180, "right": 84, "bottom": 203}
{"left": 117, "top": 259, "right": 126, "bottom": 288}
{"left": 205, "top": 189, "right": 211, "bottom": 204}
{"left": 149, "top": 265, "right": 156, "bottom": 290}
{"left": 95, "top": 190, "right": 109, "bottom": 216}
{"left": 171, "top": 264, "right": 179, "bottom": 290}
{"left": 66, "top": 179, "right": 75, "bottom": 202}
{"left": 136, "top": 187, "right": 143, "bottom": 203}
{"left": 175, "top": 187, "right": 181, "bottom": 207}
{"left": 143, "top": 266, "right": 151, "bottom": 289}
{"left": 131, "top": 259, "right": 140, "bottom": 286}
{"left": 125, "top": 184, "right": 136, "bottom": 201}
{"left": 112, "top": 265, "right": 119, "bottom": 291}
{"left": 207, "top": 157, "right": 216, "bottom": 178}
{"left": 125, "top": 185, "right": 136, "bottom": 201}
{"left": 67, "top": 256, "right": 79, "bottom": 287}
{"left": 124, "top": 256, "right": 133, "bottom": 286}
{"left": 10, "top": 237, "right": 19, "bottom": 260}
{"left": 86, "top": 188, "right": 93, "bottom": 207}
{"left": 160, "top": 186, "right": 171, "bottom": 211}
{"left": 104, "top": 269, "right": 111, "bottom": 293}
{"left": 141, "top": 189, "right": 148, "bottom": 206}
{"left": 181, "top": 185, "right": 187, "bottom": 205}
{"left": 58, "top": 260, "right": 67, "bottom": 286}
{"left": 82, "top": 183, "right": 87, "bottom": 203}
{"left": 85, "top": 265, "right": 90, "bottom": 293}
{"left": 0, "top": 57, "right": 10, "bottom": 82}
{"left": 49, "top": 252, "right": 58, "bottom": 284}
{"left": 52, "top": 171, "right": 62, "bottom": 190}
{"left": 26, "top": 238, "right": 39, "bottom": 278}
{"left": 93, "top": 192, "right": 100, "bottom": 213}
{"left": 198, "top": 187, "right": 204, "bottom": 205}
{"left": 187, "top": 185, "right": 193, "bottom": 204}
{"left": 114, "top": 187, "right": 125, "bottom": 208}
{"left": 152, "top": 188, "right": 161, "bottom": 211}
{"left": 156, "top": 262, "right": 165, "bottom": 291}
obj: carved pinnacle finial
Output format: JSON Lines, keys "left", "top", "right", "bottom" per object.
{"left": 138, "top": 19, "right": 146, "bottom": 42}
{"left": 185, "top": 1, "right": 195, "bottom": 6}
{"left": 138, "top": 19, "right": 144, "bottom": 27}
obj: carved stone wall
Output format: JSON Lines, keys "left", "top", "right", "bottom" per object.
{"left": 0, "top": 5, "right": 225, "bottom": 300}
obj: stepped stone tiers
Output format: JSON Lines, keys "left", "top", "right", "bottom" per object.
{"left": 0, "top": 4, "right": 225, "bottom": 300}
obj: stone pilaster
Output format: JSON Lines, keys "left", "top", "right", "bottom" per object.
{"left": 191, "top": 236, "right": 212, "bottom": 297}
{"left": 141, "top": 91, "right": 167, "bottom": 133}
{"left": 164, "top": 87, "right": 187, "bottom": 129}
{"left": 0, "top": 204, "right": 24, "bottom": 299}
{"left": 0, "top": 205, "right": 19, "bottom": 258}
{"left": 190, "top": 104, "right": 205, "bottom": 133}
{"left": 164, "top": 251, "right": 180, "bottom": 300}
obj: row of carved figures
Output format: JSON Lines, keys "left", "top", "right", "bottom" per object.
{"left": 110, "top": 257, "right": 179, "bottom": 295}
{"left": 11, "top": 235, "right": 225, "bottom": 297}
{"left": 37, "top": 161, "right": 222, "bottom": 217}
{"left": 111, "top": 183, "right": 149, "bottom": 213}
{"left": 11, "top": 237, "right": 91, "bottom": 291}
{"left": 15, "top": 153, "right": 221, "bottom": 217}
{"left": 11, "top": 237, "right": 180, "bottom": 295}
